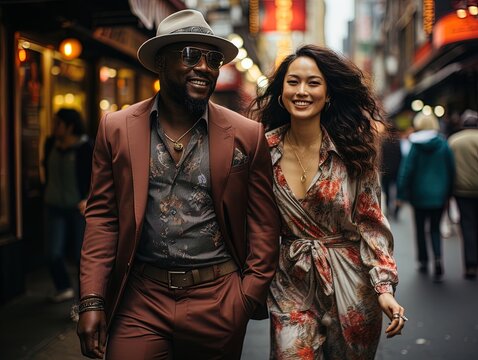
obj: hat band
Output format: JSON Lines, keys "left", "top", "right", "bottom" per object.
{"left": 170, "top": 26, "right": 214, "bottom": 35}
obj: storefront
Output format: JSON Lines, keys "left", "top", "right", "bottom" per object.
{"left": 383, "top": 9, "right": 478, "bottom": 133}
{"left": 0, "top": 0, "right": 183, "bottom": 303}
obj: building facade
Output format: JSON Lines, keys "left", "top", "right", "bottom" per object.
{"left": 0, "top": 0, "right": 185, "bottom": 303}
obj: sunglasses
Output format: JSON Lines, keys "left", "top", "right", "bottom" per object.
{"left": 174, "top": 46, "right": 225, "bottom": 71}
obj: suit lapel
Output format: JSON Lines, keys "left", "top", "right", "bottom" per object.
{"left": 208, "top": 103, "right": 234, "bottom": 212}
{"left": 127, "top": 103, "right": 152, "bottom": 230}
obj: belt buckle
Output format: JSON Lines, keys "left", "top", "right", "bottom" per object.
{"left": 167, "top": 270, "right": 187, "bottom": 289}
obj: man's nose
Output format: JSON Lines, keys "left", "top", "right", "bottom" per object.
{"left": 193, "top": 54, "right": 209, "bottom": 71}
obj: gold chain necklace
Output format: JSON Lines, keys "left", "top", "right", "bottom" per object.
{"left": 163, "top": 118, "right": 202, "bottom": 152}
{"left": 286, "top": 132, "right": 309, "bottom": 183}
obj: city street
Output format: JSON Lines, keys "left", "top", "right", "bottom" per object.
{"left": 1, "top": 204, "right": 477, "bottom": 359}
{"left": 1, "top": 1, "right": 477, "bottom": 360}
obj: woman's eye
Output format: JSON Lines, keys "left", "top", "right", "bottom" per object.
{"left": 287, "top": 80, "right": 298, "bottom": 85}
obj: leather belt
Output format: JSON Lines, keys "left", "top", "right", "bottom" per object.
{"left": 133, "top": 259, "right": 238, "bottom": 289}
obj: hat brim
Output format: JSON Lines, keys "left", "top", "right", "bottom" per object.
{"left": 137, "top": 33, "right": 238, "bottom": 74}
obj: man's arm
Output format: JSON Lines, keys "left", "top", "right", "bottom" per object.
{"left": 80, "top": 114, "right": 119, "bottom": 297}
{"left": 241, "top": 124, "right": 280, "bottom": 305}
{"left": 77, "top": 114, "right": 119, "bottom": 358}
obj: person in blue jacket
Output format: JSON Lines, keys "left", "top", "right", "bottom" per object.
{"left": 397, "top": 112, "right": 455, "bottom": 282}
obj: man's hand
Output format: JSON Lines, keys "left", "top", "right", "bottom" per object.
{"left": 78, "top": 199, "right": 87, "bottom": 216}
{"left": 77, "top": 310, "right": 107, "bottom": 358}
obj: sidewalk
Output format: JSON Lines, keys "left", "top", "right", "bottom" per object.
{"left": 0, "top": 266, "right": 85, "bottom": 360}
{"left": 0, "top": 264, "right": 269, "bottom": 360}
{"left": 2, "top": 204, "right": 475, "bottom": 359}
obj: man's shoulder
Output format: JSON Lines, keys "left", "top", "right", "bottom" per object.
{"left": 449, "top": 129, "right": 478, "bottom": 144}
{"left": 103, "top": 97, "right": 154, "bottom": 123}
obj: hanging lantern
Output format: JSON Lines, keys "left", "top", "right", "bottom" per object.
{"left": 59, "top": 38, "right": 82, "bottom": 60}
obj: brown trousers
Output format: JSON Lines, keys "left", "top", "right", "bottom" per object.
{"left": 106, "top": 269, "right": 252, "bottom": 360}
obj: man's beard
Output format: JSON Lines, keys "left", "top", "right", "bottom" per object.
{"left": 184, "top": 96, "right": 208, "bottom": 118}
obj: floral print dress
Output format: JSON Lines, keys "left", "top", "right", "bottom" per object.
{"left": 266, "top": 125, "right": 399, "bottom": 360}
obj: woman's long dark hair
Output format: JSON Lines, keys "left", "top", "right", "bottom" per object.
{"left": 248, "top": 44, "right": 386, "bottom": 178}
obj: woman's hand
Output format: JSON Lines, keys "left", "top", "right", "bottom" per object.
{"left": 378, "top": 292, "right": 407, "bottom": 338}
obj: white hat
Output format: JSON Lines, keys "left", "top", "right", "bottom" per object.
{"left": 461, "top": 109, "right": 478, "bottom": 128}
{"left": 413, "top": 112, "right": 440, "bottom": 131}
{"left": 137, "top": 9, "right": 238, "bottom": 74}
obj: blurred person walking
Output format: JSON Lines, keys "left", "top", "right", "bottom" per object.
{"left": 43, "top": 108, "right": 93, "bottom": 303}
{"left": 249, "top": 44, "right": 406, "bottom": 360}
{"left": 448, "top": 109, "right": 478, "bottom": 280}
{"left": 397, "top": 112, "right": 455, "bottom": 281}
{"left": 76, "top": 9, "right": 280, "bottom": 360}
{"left": 380, "top": 124, "right": 402, "bottom": 220}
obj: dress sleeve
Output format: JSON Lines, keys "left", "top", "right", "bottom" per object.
{"left": 355, "top": 170, "right": 399, "bottom": 295}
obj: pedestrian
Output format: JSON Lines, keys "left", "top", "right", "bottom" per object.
{"left": 248, "top": 44, "right": 406, "bottom": 360}
{"left": 43, "top": 108, "right": 93, "bottom": 305}
{"left": 448, "top": 109, "right": 478, "bottom": 279}
{"left": 397, "top": 112, "right": 455, "bottom": 281}
{"left": 76, "top": 9, "right": 280, "bottom": 360}
{"left": 380, "top": 124, "right": 402, "bottom": 220}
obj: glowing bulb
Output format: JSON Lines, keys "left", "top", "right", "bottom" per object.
{"left": 236, "top": 48, "right": 248, "bottom": 60}
{"left": 434, "top": 106, "right": 445, "bottom": 117}
{"left": 59, "top": 38, "right": 82, "bottom": 60}
{"left": 99, "top": 99, "right": 110, "bottom": 111}
{"left": 456, "top": 9, "right": 467, "bottom": 18}
{"left": 241, "top": 58, "right": 253, "bottom": 70}
{"left": 411, "top": 99, "right": 424, "bottom": 112}
{"left": 18, "top": 49, "right": 26, "bottom": 62}
{"left": 64, "top": 93, "right": 75, "bottom": 104}
{"left": 228, "top": 34, "right": 243, "bottom": 48}
{"left": 257, "top": 76, "right": 268, "bottom": 88}
{"left": 422, "top": 105, "right": 432, "bottom": 115}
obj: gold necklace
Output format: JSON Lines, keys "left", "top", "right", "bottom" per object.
{"left": 286, "top": 132, "right": 309, "bottom": 183}
{"left": 163, "top": 118, "right": 202, "bottom": 152}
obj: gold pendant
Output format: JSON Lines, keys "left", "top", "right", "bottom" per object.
{"left": 300, "top": 174, "right": 306, "bottom": 183}
{"left": 173, "top": 142, "right": 184, "bottom": 151}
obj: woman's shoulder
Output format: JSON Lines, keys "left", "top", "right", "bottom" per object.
{"left": 265, "top": 125, "right": 288, "bottom": 147}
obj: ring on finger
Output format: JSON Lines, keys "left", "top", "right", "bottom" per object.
{"left": 400, "top": 315, "right": 408, "bottom": 322}
{"left": 392, "top": 313, "right": 400, "bottom": 319}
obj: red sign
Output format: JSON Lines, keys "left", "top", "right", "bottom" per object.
{"left": 433, "top": 13, "right": 478, "bottom": 49}
{"left": 261, "top": 0, "right": 306, "bottom": 32}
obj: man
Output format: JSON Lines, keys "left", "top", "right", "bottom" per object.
{"left": 448, "top": 109, "right": 478, "bottom": 280}
{"left": 77, "top": 9, "right": 280, "bottom": 360}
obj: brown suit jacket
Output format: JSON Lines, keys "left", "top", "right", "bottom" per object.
{"left": 80, "top": 96, "right": 280, "bottom": 327}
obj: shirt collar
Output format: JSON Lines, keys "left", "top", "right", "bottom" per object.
{"left": 150, "top": 92, "right": 209, "bottom": 130}
{"left": 265, "top": 124, "right": 341, "bottom": 166}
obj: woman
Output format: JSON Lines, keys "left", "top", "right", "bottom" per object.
{"left": 397, "top": 112, "right": 455, "bottom": 281}
{"left": 248, "top": 45, "right": 406, "bottom": 359}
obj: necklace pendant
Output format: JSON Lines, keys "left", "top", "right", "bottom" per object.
{"left": 300, "top": 174, "right": 307, "bottom": 183}
{"left": 173, "top": 142, "right": 184, "bottom": 151}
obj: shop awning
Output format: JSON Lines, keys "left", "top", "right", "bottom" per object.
{"left": 383, "top": 88, "right": 408, "bottom": 116}
{"left": 413, "top": 62, "right": 462, "bottom": 95}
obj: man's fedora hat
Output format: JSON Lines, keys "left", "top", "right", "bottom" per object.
{"left": 137, "top": 9, "right": 238, "bottom": 73}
